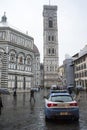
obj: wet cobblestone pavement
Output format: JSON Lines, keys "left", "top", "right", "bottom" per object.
{"left": 0, "top": 89, "right": 87, "bottom": 130}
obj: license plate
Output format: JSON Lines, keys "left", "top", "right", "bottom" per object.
{"left": 60, "top": 112, "right": 68, "bottom": 115}
{"left": 58, "top": 104, "right": 65, "bottom": 107}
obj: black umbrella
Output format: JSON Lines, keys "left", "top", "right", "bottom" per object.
{"left": 0, "top": 88, "right": 10, "bottom": 95}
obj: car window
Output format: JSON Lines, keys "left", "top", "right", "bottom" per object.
{"left": 49, "top": 95, "right": 73, "bottom": 102}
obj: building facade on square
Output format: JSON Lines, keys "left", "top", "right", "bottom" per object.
{"left": 74, "top": 45, "right": 87, "bottom": 90}
{"left": 43, "top": 5, "right": 59, "bottom": 87}
{"left": 61, "top": 45, "right": 87, "bottom": 90}
{"left": 0, "top": 13, "right": 40, "bottom": 90}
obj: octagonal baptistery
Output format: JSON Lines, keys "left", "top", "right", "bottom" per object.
{"left": 0, "top": 13, "right": 40, "bottom": 91}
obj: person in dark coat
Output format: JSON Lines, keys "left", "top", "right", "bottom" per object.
{"left": 30, "top": 89, "right": 35, "bottom": 102}
{"left": 13, "top": 87, "right": 17, "bottom": 96}
{"left": 68, "top": 87, "right": 72, "bottom": 95}
{"left": 0, "top": 93, "right": 3, "bottom": 115}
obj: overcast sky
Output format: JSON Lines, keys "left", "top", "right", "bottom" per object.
{"left": 0, "top": 0, "right": 87, "bottom": 65}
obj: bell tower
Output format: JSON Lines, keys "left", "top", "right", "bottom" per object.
{"left": 43, "top": 5, "right": 59, "bottom": 87}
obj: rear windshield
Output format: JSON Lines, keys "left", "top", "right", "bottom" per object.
{"left": 49, "top": 95, "right": 73, "bottom": 102}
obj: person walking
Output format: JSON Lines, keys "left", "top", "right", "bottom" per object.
{"left": 76, "top": 88, "right": 80, "bottom": 101}
{"left": 0, "top": 93, "right": 3, "bottom": 115}
{"left": 30, "top": 88, "right": 35, "bottom": 102}
{"left": 13, "top": 87, "right": 17, "bottom": 97}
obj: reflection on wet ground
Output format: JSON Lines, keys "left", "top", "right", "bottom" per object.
{"left": 0, "top": 90, "right": 87, "bottom": 130}
{"left": 46, "top": 120, "right": 80, "bottom": 130}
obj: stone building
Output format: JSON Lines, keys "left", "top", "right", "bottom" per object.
{"left": 61, "top": 45, "right": 87, "bottom": 90}
{"left": 74, "top": 45, "right": 87, "bottom": 90}
{"left": 43, "top": 5, "right": 59, "bottom": 88}
{"left": 0, "top": 13, "right": 40, "bottom": 90}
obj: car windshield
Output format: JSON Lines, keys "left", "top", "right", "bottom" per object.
{"left": 49, "top": 95, "right": 73, "bottom": 102}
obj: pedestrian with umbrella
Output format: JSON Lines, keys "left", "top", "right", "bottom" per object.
{"left": 30, "top": 88, "right": 35, "bottom": 102}
{"left": 0, "top": 88, "right": 10, "bottom": 95}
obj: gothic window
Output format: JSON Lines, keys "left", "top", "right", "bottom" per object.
{"left": 50, "top": 66, "right": 52, "bottom": 71}
{"left": 49, "top": 48, "right": 51, "bottom": 54}
{"left": 52, "top": 48, "right": 54, "bottom": 54}
{"left": 49, "top": 20, "right": 53, "bottom": 28}
{"left": 49, "top": 18, "right": 53, "bottom": 28}
{"left": 47, "top": 66, "right": 48, "bottom": 71}
{"left": 52, "top": 36, "right": 54, "bottom": 41}
{"left": 48, "top": 36, "right": 50, "bottom": 41}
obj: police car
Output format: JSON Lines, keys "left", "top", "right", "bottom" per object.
{"left": 44, "top": 91, "right": 79, "bottom": 121}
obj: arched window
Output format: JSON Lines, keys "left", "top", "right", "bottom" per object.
{"left": 47, "top": 66, "right": 48, "bottom": 71}
{"left": 9, "top": 51, "right": 16, "bottom": 62}
{"left": 48, "top": 36, "right": 50, "bottom": 41}
{"left": 49, "top": 20, "right": 53, "bottom": 28}
{"left": 49, "top": 48, "right": 51, "bottom": 54}
{"left": 50, "top": 66, "right": 51, "bottom": 71}
{"left": 52, "top": 36, "right": 54, "bottom": 41}
{"left": 27, "top": 57, "right": 31, "bottom": 65}
{"left": 19, "top": 56, "right": 23, "bottom": 63}
{"left": 27, "top": 57, "right": 30, "bottom": 64}
{"left": 10, "top": 53, "right": 15, "bottom": 61}
{"left": 26, "top": 55, "right": 32, "bottom": 65}
{"left": 52, "top": 48, "right": 54, "bottom": 54}
{"left": 18, "top": 54, "right": 24, "bottom": 64}
{"left": 49, "top": 17, "right": 53, "bottom": 28}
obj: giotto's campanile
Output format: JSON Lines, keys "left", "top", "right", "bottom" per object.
{"left": 43, "top": 5, "right": 59, "bottom": 87}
